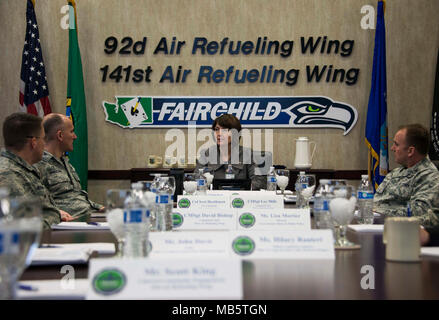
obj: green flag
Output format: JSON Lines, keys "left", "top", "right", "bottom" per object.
{"left": 66, "top": 0, "right": 88, "bottom": 191}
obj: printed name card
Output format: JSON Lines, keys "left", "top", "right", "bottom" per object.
{"left": 173, "top": 208, "right": 236, "bottom": 230}
{"left": 230, "top": 194, "right": 284, "bottom": 210}
{"left": 87, "top": 258, "right": 242, "bottom": 300}
{"left": 177, "top": 195, "right": 229, "bottom": 210}
{"left": 229, "top": 230, "right": 335, "bottom": 259}
{"left": 236, "top": 208, "right": 311, "bottom": 230}
{"left": 148, "top": 231, "right": 230, "bottom": 257}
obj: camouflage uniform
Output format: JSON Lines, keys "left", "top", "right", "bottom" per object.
{"left": 195, "top": 145, "right": 267, "bottom": 190}
{"left": 34, "top": 151, "right": 103, "bottom": 219}
{"left": 373, "top": 157, "right": 439, "bottom": 226}
{"left": 0, "top": 149, "right": 61, "bottom": 228}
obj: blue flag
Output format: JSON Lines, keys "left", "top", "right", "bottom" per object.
{"left": 365, "top": 1, "right": 388, "bottom": 191}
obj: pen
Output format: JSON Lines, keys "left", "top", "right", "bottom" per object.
{"left": 87, "top": 222, "right": 99, "bottom": 226}
{"left": 407, "top": 203, "right": 412, "bottom": 217}
{"left": 19, "top": 284, "right": 38, "bottom": 292}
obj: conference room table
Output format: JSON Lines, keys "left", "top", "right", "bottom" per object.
{"left": 19, "top": 210, "right": 439, "bottom": 300}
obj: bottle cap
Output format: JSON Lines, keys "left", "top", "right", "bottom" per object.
{"left": 299, "top": 171, "right": 305, "bottom": 175}
{"left": 319, "top": 179, "right": 329, "bottom": 184}
{"left": 361, "top": 174, "right": 369, "bottom": 180}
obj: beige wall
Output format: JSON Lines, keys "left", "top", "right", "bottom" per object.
{"left": 1, "top": 0, "right": 438, "bottom": 197}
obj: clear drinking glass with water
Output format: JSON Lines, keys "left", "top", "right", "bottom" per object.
{"left": 0, "top": 194, "right": 43, "bottom": 299}
{"left": 106, "top": 189, "right": 131, "bottom": 257}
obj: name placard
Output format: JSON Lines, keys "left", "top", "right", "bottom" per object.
{"left": 229, "top": 230, "right": 335, "bottom": 259}
{"left": 176, "top": 195, "right": 229, "bottom": 210}
{"left": 172, "top": 208, "right": 236, "bottom": 230}
{"left": 236, "top": 208, "right": 311, "bottom": 230}
{"left": 148, "top": 231, "right": 230, "bottom": 257}
{"left": 87, "top": 258, "right": 242, "bottom": 300}
{"left": 230, "top": 194, "right": 284, "bottom": 210}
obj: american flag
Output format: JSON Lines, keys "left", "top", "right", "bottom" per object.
{"left": 19, "top": 0, "right": 51, "bottom": 116}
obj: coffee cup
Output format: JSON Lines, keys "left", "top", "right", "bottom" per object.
{"left": 147, "top": 155, "right": 163, "bottom": 168}
{"left": 163, "top": 156, "right": 176, "bottom": 168}
{"left": 383, "top": 217, "right": 420, "bottom": 262}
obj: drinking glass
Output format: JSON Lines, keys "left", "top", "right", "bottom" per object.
{"left": 106, "top": 189, "right": 131, "bottom": 257}
{"left": 0, "top": 195, "right": 43, "bottom": 299}
{"left": 183, "top": 173, "right": 197, "bottom": 195}
{"left": 275, "top": 169, "right": 290, "bottom": 195}
{"left": 328, "top": 185, "right": 358, "bottom": 248}
{"left": 301, "top": 174, "right": 316, "bottom": 208}
{"left": 203, "top": 169, "right": 214, "bottom": 190}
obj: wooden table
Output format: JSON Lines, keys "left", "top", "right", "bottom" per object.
{"left": 21, "top": 226, "right": 439, "bottom": 299}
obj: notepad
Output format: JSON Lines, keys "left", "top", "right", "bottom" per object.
{"left": 51, "top": 222, "right": 110, "bottom": 230}
{"left": 348, "top": 224, "right": 384, "bottom": 233}
{"left": 31, "top": 243, "right": 115, "bottom": 265}
{"left": 421, "top": 247, "right": 439, "bottom": 257}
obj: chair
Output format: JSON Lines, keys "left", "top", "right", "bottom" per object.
{"left": 169, "top": 168, "right": 185, "bottom": 198}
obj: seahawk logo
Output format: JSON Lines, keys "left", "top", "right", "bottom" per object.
{"left": 102, "top": 96, "right": 357, "bottom": 135}
{"left": 283, "top": 97, "right": 358, "bottom": 135}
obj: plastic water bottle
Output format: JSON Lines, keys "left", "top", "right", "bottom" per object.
{"left": 155, "top": 180, "right": 174, "bottom": 231}
{"left": 266, "top": 166, "right": 277, "bottom": 191}
{"left": 195, "top": 168, "right": 208, "bottom": 195}
{"left": 313, "top": 179, "right": 333, "bottom": 229}
{"left": 225, "top": 164, "right": 235, "bottom": 179}
{"left": 123, "top": 182, "right": 151, "bottom": 258}
{"left": 295, "top": 171, "right": 308, "bottom": 208}
{"left": 357, "top": 174, "right": 374, "bottom": 224}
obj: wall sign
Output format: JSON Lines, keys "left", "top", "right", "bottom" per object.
{"left": 102, "top": 95, "right": 358, "bottom": 135}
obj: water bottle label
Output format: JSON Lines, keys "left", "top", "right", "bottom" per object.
{"left": 301, "top": 183, "right": 308, "bottom": 189}
{"left": 0, "top": 233, "right": 3, "bottom": 255}
{"left": 268, "top": 177, "right": 277, "bottom": 183}
{"left": 158, "top": 195, "right": 169, "bottom": 204}
{"left": 322, "top": 200, "right": 329, "bottom": 211}
{"left": 124, "top": 209, "right": 143, "bottom": 223}
{"left": 145, "top": 210, "right": 150, "bottom": 218}
{"left": 358, "top": 191, "right": 374, "bottom": 200}
{"left": 10, "top": 232, "right": 20, "bottom": 254}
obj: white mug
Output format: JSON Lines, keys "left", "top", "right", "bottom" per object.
{"left": 383, "top": 217, "right": 420, "bottom": 262}
{"left": 294, "top": 137, "right": 316, "bottom": 169}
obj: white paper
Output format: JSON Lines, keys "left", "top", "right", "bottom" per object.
{"left": 172, "top": 208, "right": 236, "bottom": 230}
{"left": 51, "top": 222, "right": 110, "bottom": 230}
{"left": 229, "top": 230, "right": 335, "bottom": 259}
{"left": 348, "top": 225, "right": 384, "bottom": 233}
{"left": 18, "top": 279, "right": 88, "bottom": 300}
{"left": 31, "top": 243, "right": 115, "bottom": 265}
{"left": 421, "top": 247, "right": 439, "bottom": 257}
{"left": 148, "top": 231, "right": 230, "bottom": 257}
{"left": 236, "top": 208, "right": 311, "bottom": 230}
{"left": 87, "top": 258, "right": 243, "bottom": 300}
{"left": 230, "top": 194, "right": 284, "bottom": 210}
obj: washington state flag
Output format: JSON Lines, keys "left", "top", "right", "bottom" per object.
{"left": 102, "top": 96, "right": 153, "bottom": 128}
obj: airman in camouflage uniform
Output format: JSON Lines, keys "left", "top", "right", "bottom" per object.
{"left": 374, "top": 124, "right": 439, "bottom": 226}
{"left": 0, "top": 150, "right": 61, "bottom": 228}
{"left": 0, "top": 113, "right": 67, "bottom": 229}
{"left": 35, "top": 150, "right": 103, "bottom": 218}
{"left": 34, "top": 113, "right": 103, "bottom": 219}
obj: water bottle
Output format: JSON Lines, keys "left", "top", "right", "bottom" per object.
{"left": 357, "top": 174, "right": 374, "bottom": 224}
{"left": 295, "top": 171, "right": 307, "bottom": 208}
{"left": 123, "top": 182, "right": 151, "bottom": 257}
{"left": 195, "top": 168, "right": 208, "bottom": 195}
{"left": 313, "top": 179, "right": 333, "bottom": 229}
{"left": 225, "top": 164, "right": 235, "bottom": 179}
{"left": 155, "top": 180, "right": 174, "bottom": 231}
{"left": 266, "top": 166, "right": 277, "bottom": 191}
